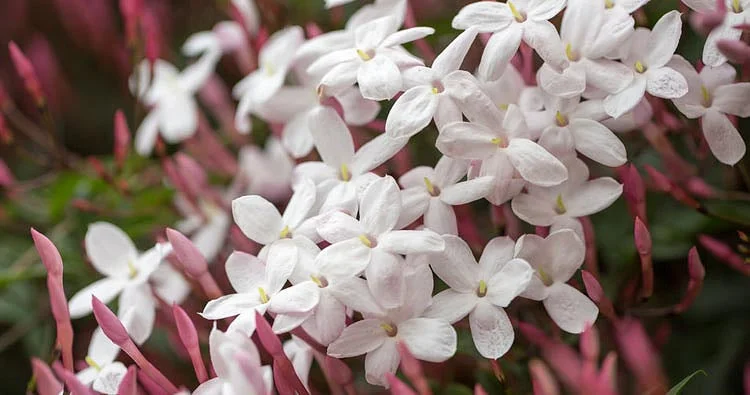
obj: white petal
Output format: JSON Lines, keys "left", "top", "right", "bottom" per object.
{"left": 225, "top": 251, "right": 266, "bottom": 293}
{"left": 158, "top": 95, "right": 198, "bottom": 143}
{"left": 395, "top": 188, "right": 431, "bottom": 230}
{"left": 435, "top": 93, "right": 463, "bottom": 130}
{"left": 486, "top": 258, "right": 533, "bottom": 307}
{"left": 282, "top": 178, "right": 317, "bottom": 228}
{"left": 273, "top": 312, "right": 310, "bottom": 334}
{"left": 317, "top": 238, "right": 372, "bottom": 277}
{"left": 538, "top": 63, "right": 586, "bottom": 98}
{"left": 265, "top": 239, "right": 299, "bottom": 293}
{"left": 85, "top": 222, "right": 138, "bottom": 278}
{"left": 603, "top": 76, "right": 647, "bottom": 119}
{"left": 309, "top": 292, "right": 347, "bottom": 345}
{"left": 452, "top": 2, "right": 513, "bottom": 32}
{"left": 527, "top": 0, "right": 566, "bottom": 20}
{"left": 319, "top": 61, "right": 360, "bottom": 96}
{"left": 702, "top": 109, "right": 747, "bottom": 165}
{"left": 385, "top": 86, "right": 439, "bottom": 139}
{"left": 92, "top": 362, "right": 128, "bottom": 394}
{"left": 360, "top": 176, "right": 401, "bottom": 235}
{"left": 478, "top": 236, "right": 516, "bottom": 277}
{"left": 583, "top": 59, "right": 634, "bottom": 94}
{"left": 328, "top": 277, "right": 384, "bottom": 315}
{"left": 68, "top": 278, "right": 126, "bottom": 319}
{"left": 134, "top": 111, "right": 160, "bottom": 156}
{"left": 232, "top": 195, "right": 283, "bottom": 245}
{"left": 87, "top": 327, "right": 120, "bottom": 365}
{"left": 200, "top": 293, "right": 261, "bottom": 320}
{"left": 713, "top": 83, "right": 750, "bottom": 117}
{"left": 646, "top": 67, "right": 689, "bottom": 99}
{"left": 364, "top": 340, "right": 400, "bottom": 387}
{"left": 365, "top": 250, "right": 405, "bottom": 309}
{"left": 308, "top": 106, "right": 355, "bottom": 168}
{"left": 511, "top": 193, "right": 557, "bottom": 226}
{"left": 269, "top": 282, "right": 320, "bottom": 314}
{"left": 378, "top": 230, "right": 445, "bottom": 255}
{"left": 380, "top": 27, "right": 435, "bottom": 48}
{"left": 356, "top": 16, "right": 398, "bottom": 49}
{"left": 317, "top": 212, "right": 366, "bottom": 243}
{"left": 118, "top": 284, "right": 156, "bottom": 345}
{"left": 523, "top": 21, "right": 567, "bottom": 70}
{"left": 337, "top": 86, "right": 381, "bottom": 125}
{"left": 151, "top": 263, "right": 191, "bottom": 305}
{"left": 429, "top": 235, "right": 479, "bottom": 292}
{"left": 434, "top": 155, "right": 469, "bottom": 186}
{"left": 703, "top": 23, "right": 742, "bottom": 67}
{"left": 543, "top": 282, "right": 598, "bottom": 334}
{"left": 478, "top": 26, "right": 523, "bottom": 82}
{"left": 423, "top": 289, "right": 478, "bottom": 323}
{"left": 645, "top": 10, "right": 682, "bottom": 68}
{"left": 536, "top": 229, "right": 585, "bottom": 283}
{"left": 440, "top": 176, "right": 495, "bottom": 205}
{"left": 433, "top": 28, "right": 479, "bottom": 77}
{"left": 327, "top": 319, "right": 387, "bottom": 358}
{"left": 569, "top": 119, "right": 627, "bottom": 167}
{"left": 399, "top": 318, "right": 457, "bottom": 362}
{"left": 358, "top": 56, "right": 402, "bottom": 101}
{"left": 469, "top": 301, "right": 514, "bottom": 359}
{"left": 424, "top": 199, "right": 458, "bottom": 235}
{"left": 436, "top": 122, "right": 498, "bottom": 160}
{"left": 564, "top": 178, "right": 623, "bottom": 218}
{"left": 351, "top": 134, "right": 409, "bottom": 175}
{"left": 506, "top": 139, "right": 568, "bottom": 187}
{"left": 282, "top": 113, "right": 315, "bottom": 159}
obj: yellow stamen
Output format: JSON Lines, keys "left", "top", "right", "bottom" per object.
{"left": 356, "top": 49, "right": 372, "bottom": 61}
{"left": 604, "top": 0, "right": 615, "bottom": 9}
{"left": 508, "top": 1, "right": 525, "bottom": 22}
{"left": 700, "top": 85, "right": 711, "bottom": 107}
{"left": 279, "top": 225, "right": 291, "bottom": 239}
{"left": 264, "top": 63, "right": 276, "bottom": 76}
{"left": 431, "top": 87, "right": 439, "bottom": 94}
{"left": 477, "top": 280, "right": 487, "bottom": 297}
{"left": 340, "top": 163, "right": 351, "bottom": 181}
{"left": 491, "top": 137, "right": 504, "bottom": 146}
{"left": 310, "top": 275, "right": 323, "bottom": 287}
{"left": 358, "top": 234, "right": 373, "bottom": 248}
{"left": 733, "top": 0, "right": 742, "bottom": 13}
{"left": 85, "top": 356, "right": 102, "bottom": 371}
{"left": 380, "top": 323, "right": 398, "bottom": 336}
{"left": 127, "top": 260, "right": 138, "bottom": 279}
{"left": 258, "top": 287, "right": 269, "bottom": 304}
{"left": 634, "top": 61, "right": 646, "bottom": 74}
{"left": 555, "top": 194, "right": 567, "bottom": 214}
{"left": 499, "top": 103, "right": 509, "bottom": 111}
{"left": 565, "top": 44, "right": 578, "bottom": 61}
{"left": 538, "top": 269, "right": 554, "bottom": 286}
{"left": 424, "top": 177, "right": 436, "bottom": 195}
{"left": 555, "top": 111, "right": 569, "bottom": 127}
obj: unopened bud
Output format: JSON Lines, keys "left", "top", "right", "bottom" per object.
{"left": 114, "top": 110, "right": 130, "bottom": 170}
{"left": 166, "top": 228, "right": 208, "bottom": 278}
{"left": 30, "top": 228, "right": 63, "bottom": 277}
{"left": 8, "top": 41, "right": 46, "bottom": 107}
{"left": 117, "top": 366, "right": 138, "bottom": 395}
{"left": 52, "top": 361, "right": 93, "bottom": 395}
{"left": 31, "top": 358, "right": 63, "bottom": 395}
{"left": 92, "top": 296, "right": 130, "bottom": 346}
{"left": 529, "top": 359, "right": 560, "bottom": 395}
{"left": 718, "top": 39, "right": 750, "bottom": 64}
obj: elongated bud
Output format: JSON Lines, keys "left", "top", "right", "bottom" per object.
{"left": 166, "top": 228, "right": 207, "bottom": 278}
{"left": 52, "top": 361, "right": 94, "bottom": 395}
{"left": 518, "top": 322, "right": 582, "bottom": 391}
{"left": 622, "top": 164, "right": 647, "bottom": 223}
{"left": 397, "top": 342, "right": 430, "bottom": 395}
{"left": 120, "top": 0, "right": 143, "bottom": 46}
{"left": 634, "top": 217, "right": 653, "bottom": 299}
{"left": 644, "top": 165, "right": 701, "bottom": 210}
{"left": 257, "top": 313, "right": 308, "bottom": 394}
{"left": 0, "top": 159, "right": 13, "bottom": 188}
{"left": 30, "top": 228, "right": 63, "bottom": 277}
{"left": 137, "top": 369, "right": 170, "bottom": 395}
{"left": 474, "top": 384, "right": 489, "bottom": 395}
{"left": 255, "top": 311, "right": 283, "bottom": 356}
{"left": 386, "top": 372, "right": 417, "bottom": 395}
{"left": 675, "top": 247, "right": 706, "bottom": 313}
{"left": 114, "top": 110, "right": 130, "bottom": 170}
{"left": 117, "top": 366, "right": 138, "bottom": 395}
{"left": 614, "top": 318, "right": 667, "bottom": 393}
{"left": 47, "top": 281, "right": 70, "bottom": 327}
{"left": 698, "top": 235, "right": 750, "bottom": 275}
{"left": 597, "top": 352, "right": 618, "bottom": 392}
{"left": 580, "top": 325, "right": 599, "bottom": 362}
{"left": 324, "top": 355, "right": 353, "bottom": 387}
{"left": 92, "top": 296, "right": 130, "bottom": 346}
{"left": 8, "top": 41, "right": 46, "bottom": 107}
{"left": 305, "top": 23, "right": 323, "bottom": 38}
{"left": 581, "top": 270, "right": 616, "bottom": 320}
{"left": 529, "top": 359, "right": 559, "bottom": 395}
{"left": 718, "top": 39, "right": 750, "bottom": 63}
{"left": 174, "top": 153, "right": 208, "bottom": 199}
{"left": 141, "top": 10, "right": 162, "bottom": 65}
{"left": 31, "top": 358, "right": 63, "bottom": 395}
{"left": 0, "top": 113, "right": 10, "bottom": 144}
{"left": 172, "top": 304, "right": 208, "bottom": 383}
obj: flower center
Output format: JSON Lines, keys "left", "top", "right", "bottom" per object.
{"left": 381, "top": 323, "right": 398, "bottom": 337}
{"left": 565, "top": 44, "right": 580, "bottom": 62}
{"left": 477, "top": 280, "right": 488, "bottom": 297}
{"left": 498, "top": 103, "right": 510, "bottom": 111}
{"left": 733, "top": 0, "right": 743, "bottom": 13}
{"left": 604, "top": 0, "right": 615, "bottom": 9}
{"left": 700, "top": 85, "right": 712, "bottom": 107}
{"left": 310, "top": 275, "right": 329, "bottom": 288}
{"left": 424, "top": 177, "right": 441, "bottom": 196}
{"left": 279, "top": 225, "right": 292, "bottom": 239}
{"left": 555, "top": 194, "right": 567, "bottom": 214}
{"left": 491, "top": 137, "right": 508, "bottom": 148}
{"left": 555, "top": 111, "right": 569, "bottom": 127}
{"left": 358, "top": 234, "right": 377, "bottom": 248}
{"left": 258, "top": 287, "right": 270, "bottom": 304}
{"left": 339, "top": 163, "right": 352, "bottom": 182}
{"left": 508, "top": 1, "right": 527, "bottom": 22}
{"left": 538, "top": 269, "right": 554, "bottom": 287}
{"left": 127, "top": 260, "right": 138, "bottom": 279}
{"left": 634, "top": 61, "right": 647, "bottom": 74}
{"left": 263, "top": 62, "right": 276, "bottom": 76}
{"left": 432, "top": 80, "right": 445, "bottom": 94}
{"left": 356, "top": 49, "right": 375, "bottom": 61}
{"left": 85, "top": 356, "right": 102, "bottom": 371}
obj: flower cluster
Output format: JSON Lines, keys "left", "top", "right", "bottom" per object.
{"left": 13, "top": 0, "right": 750, "bottom": 394}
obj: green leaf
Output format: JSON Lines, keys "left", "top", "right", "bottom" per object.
{"left": 667, "top": 370, "right": 707, "bottom": 395}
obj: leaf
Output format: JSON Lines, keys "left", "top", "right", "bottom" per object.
{"left": 666, "top": 370, "right": 707, "bottom": 395}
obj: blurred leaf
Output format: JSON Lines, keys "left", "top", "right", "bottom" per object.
{"left": 702, "top": 200, "right": 750, "bottom": 227}
{"left": 666, "top": 370, "right": 707, "bottom": 395}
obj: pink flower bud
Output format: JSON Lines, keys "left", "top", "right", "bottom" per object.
{"left": 31, "top": 358, "right": 63, "bottom": 395}
{"left": 8, "top": 41, "right": 46, "bottom": 107}
{"left": 52, "top": 361, "right": 94, "bottom": 395}
{"left": 675, "top": 247, "right": 706, "bottom": 313}
{"left": 306, "top": 23, "right": 323, "bottom": 38}
{"left": 581, "top": 271, "right": 617, "bottom": 320}
{"left": 172, "top": 304, "right": 208, "bottom": 383}
{"left": 397, "top": 342, "right": 430, "bottom": 395}
{"left": 137, "top": 369, "right": 170, "bottom": 395}
{"left": 614, "top": 318, "right": 667, "bottom": 393}
{"left": 120, "top": 0, "right": 143, "bottom": 45}
{"left": 174, "top": 153, "right": 208, "bottom": 199}
{"left": 622, "top": 164, "right": 646, "bottom": 223}
{"left": 114, "top": 110, "right": 130, "bottom": 171}
{"left": 92, "top": 296, "right": 131, "bottom": 346}
{"left": 518, "top": 322, "right": 581, "bottom": 391}
{"left": 0, "top": 158, "right": 13, "bottom": 188}
{"left": 580, "top": 325, "right": 599, "bottom": 362}
{"left": 717, "top": 39, "right": 750, "bottom": 63}
{"left": 166, "top": 228, "right": 208, "bottom": 278}
{"left": 30, "top": 228, "right": 63, "bottom": 277}
{"left": 118, "top": 366, "right": 139, "bottom": 395}
{"left": 141, "top": 9, "right": 162, "bottom": 64}
{"left": 474, "top": 384, "right": 489, "bottom": 395}
{"left": 324, "top": 355, "right": 353, "bottom": 387}
{"left": 597, "top": 352, "right": 618, "bottom": 392}
{"left": 386, "top": 372, "right": 417, "bottom": 395}
{"left": 529, "top": 359, "right": 559, "bottom": 395}
{"left": 699, "top": 234, "right": 750, "bottom": 275}
{"left": 0, "top": 113, "right": 11, "bottom": 144}
{"left": 255, "top": 311, "right": 283, "bottom": 356}
{"left": 634, "top": 217, "right": 653, "bottom": 299}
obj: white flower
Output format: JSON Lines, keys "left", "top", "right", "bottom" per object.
{"left": 183, "top": 21, "right": 246, "bottom": 69}
{"left": 233, "top": 26, "right": 305, "bottom": 133}
{"left": 606, "top": 0, "right": 651, "bottom": 13}
{"left": 175, "top": 198, "right": 231, "bottom": 264}
{"left": 296, "top": 106, "right": 407, "bottom": 215}
{"left": 384, "top": 27, "right": 479, "bottom": 139}
{"left": 347, "top": 0, "right": 408, "bottom": 28}
{"left": 200, "top": 243, "right": 297, "bottom": 336}
{"left": 424, "top": 235, "right": 532, "bottom": 359}
{"left": 234, "top": 138, "right": 295, "bottom": 201}
{"left": 397, "top": 156, "right": 494, "bottom": 235}
{"left": 682, "top": 0, "right": 750, "bottom": 66}
{"left": 327, "top": 264, "right": 456, "bottom": 387}
{"left": 76, "top": 328, "right": 127, "bottom": 394}
{"left": 316, "top": 176, "right": 445, "bottom": 308}
{"left": 232, "top": 178, "right": 317, "bottom": 247}
{"left": 307, "top": 16, "right": 434, "bottom": 100}
{"left": 603, "top": 11, "right": 688, "bottom": 118}
{"left": 514, "top": 229, "right": 599, "bottom": 333}
{"left": 194, "top": 327, "right": 272, "bottom": 395}
{"left": 231, "top": 0, "right": 260, "bottom": 35}
{"left": 68, "top": 222, "right": 171, "bottom": 344}
{"left": 669, "top": 55, "right": 750, "bottom": 165}
{"left": 511, "top": 158, "right": 623, "bottom": 226}
{"left": 437, "top": 104, "right": 569, "bottom": 187}
{"left": 452, "top": 0, "right": 568, "bottom": 81}
{"left": 537, "top": 0, "right": 635, "bottom": 98}
{"left": 130, "top": 60, "right": 210, "bottom": 155}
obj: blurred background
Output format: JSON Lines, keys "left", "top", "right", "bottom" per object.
{"left": 0, "top": 0, "right": 749, "bottom": 394}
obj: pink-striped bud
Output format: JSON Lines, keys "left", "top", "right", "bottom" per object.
{"left": 175, "top": 153, "right": 208, "bottom": 198}
{"left": 675, "top": 247, "right": 706, "bottom": 313}
{"left": 324, "top": 355, "right": 353, "bottom": 387}
{"left": 30, "top": 228, "right": 63, "bottom": 277}
{"left": 474, "top": 384, "right": 489, "bottom": 395}
{"left": 137, "top": 369, "right": 169, "bottom": 395}
{"left": 0, "top": 158, "right": 14, "bottom": 188}
{"left": 622, "top": 164, "right": 646, "bottom": 223}
{"left": 166, "top": 228, "right": 208, "bottom": 278}
{"left": 52, "top": 361, "right": 94, "bottom": 395}
{"left": 141, "top": 9, "right": 162, "bottom": 65}
{"left": 581, "top": 270, "right": 616, "bottom": 320}
{"left": 386, "top": 372, "right": 417, "bottom": 395}
{"left": 8, "top": 41, "right": 46, "bottom": 107}
{"left": 114, "top": 110, "right": 130, "bottom": 170}
{"left": 92, "top": 296, "right": 130, "bottom": 346}
{"left": 47, "top": 280, "right": 70, "bottom": 325}
{"left": 634, "top": 217, "right": 653, "bottom": 299}
{"left": 518, "top": 322, "right": 582, "bottom": 391}
{"left": 397, "top": 342, "right": 430, "bottom": 395}
{"left": 256, "top": 311, "right": 283, "bottom": 356}
{"left": 644, "top": 165, "right": 672, "bottom": 193}
{"left": 699, "top": 234, "right": 750, "bottom": 275}
{"left": 529, "top": 359, "right": 559, "bottom": 395}
{"left": 613, "top": 318, "right": 667, "bottom": 393}
{"left": 31, "top": 358, "right": 63, "bottom": 395}
{"left": 688, "top": 246, "right": 706, "bottom": 280}
{"left": 118, "top": 366, "right": 138, "bottom": 395}
{"left": 120, "top": 0, "right": 143, "bottom": 45}
{"left": 305, "top": 23, "right": 323, "bottom": 38}
{"left": 172, "top": 304, "right": 198, "bottom": 349}
{"left": 580, "top": 325, "right": 599, "bottom": 362}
